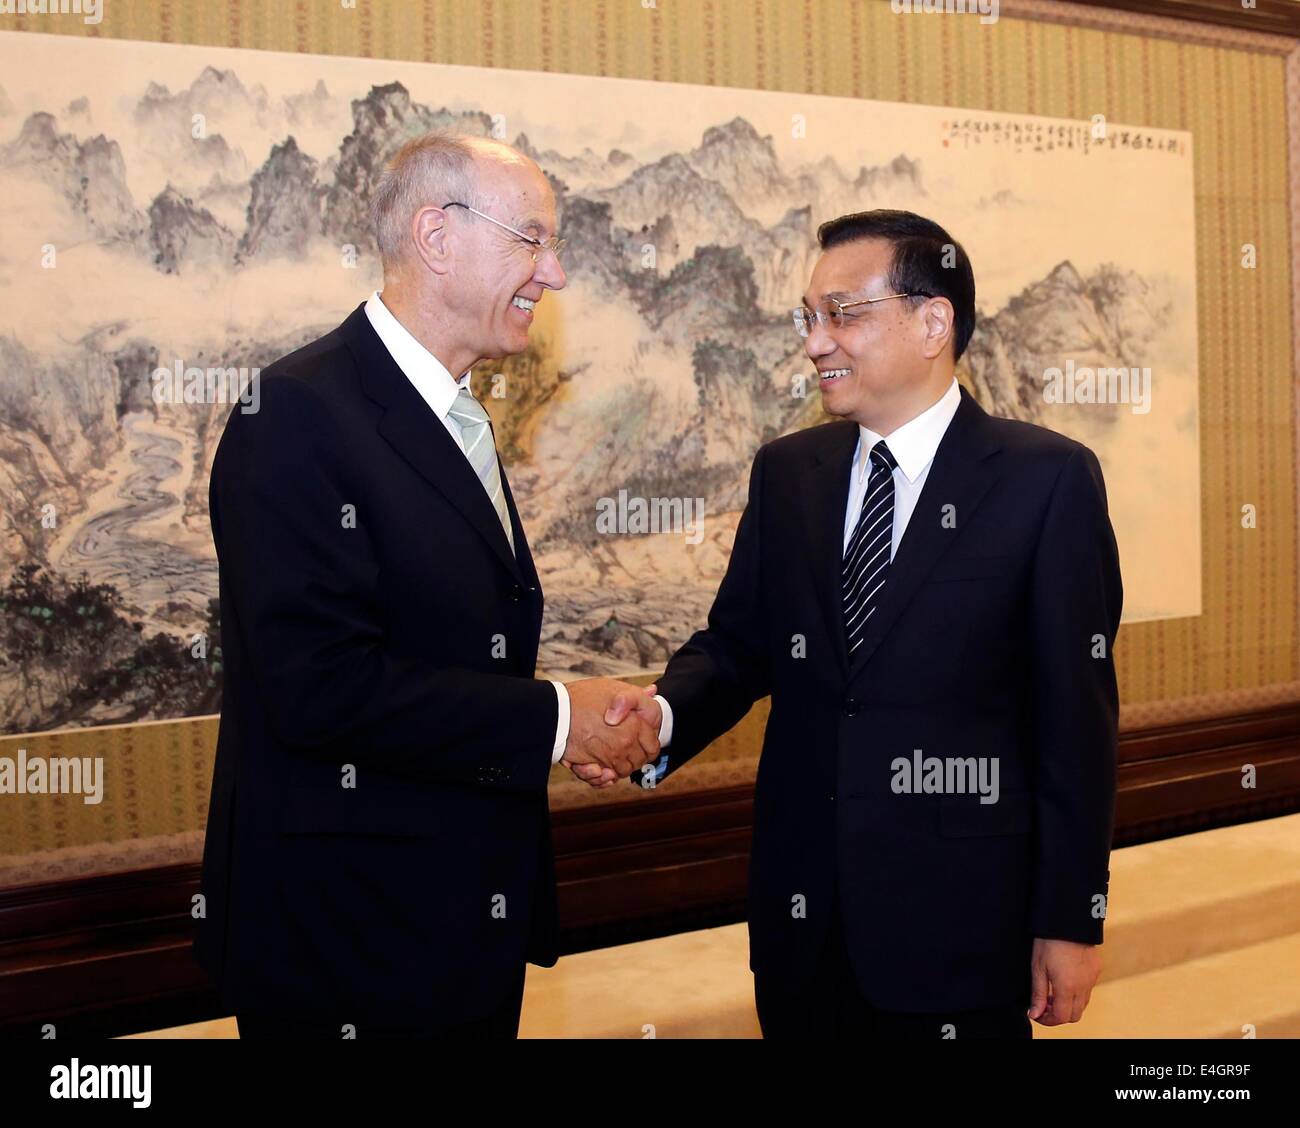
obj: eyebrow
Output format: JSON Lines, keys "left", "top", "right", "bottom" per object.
{"left": 799, "top": 289, "right": 855, "bottom": 306}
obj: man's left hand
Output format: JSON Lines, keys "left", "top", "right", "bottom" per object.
{"left": 1029, "top": 937, "right": 1102, "bottom": 1026}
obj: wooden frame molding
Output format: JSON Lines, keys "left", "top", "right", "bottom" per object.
{"left": 1082, "top": 0, "right": 1300, "bottom": 38}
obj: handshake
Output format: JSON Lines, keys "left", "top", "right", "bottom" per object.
{"left": 560, "top": 677, "right": 662, "bottom": 790}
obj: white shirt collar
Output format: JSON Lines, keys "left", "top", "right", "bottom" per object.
{"left": 857, "top": 377, "right": 962, "bottom": 484}
{"left": 364, "top": 290, "right": 470, "bottom": 420}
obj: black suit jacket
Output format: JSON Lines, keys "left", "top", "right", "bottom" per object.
{"left": 650, "top": 385, "right": 1123, "bottom": 1013}
{"left": 194, "top": 304, "right": 560, "bottom": 1031}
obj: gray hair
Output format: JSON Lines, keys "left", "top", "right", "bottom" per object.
{"left": 369, "top": 131, "right": 482, "bottom": 264}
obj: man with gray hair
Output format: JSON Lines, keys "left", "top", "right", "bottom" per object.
{"left": 195, "top": 132, "right": 665, "bottom": 1039}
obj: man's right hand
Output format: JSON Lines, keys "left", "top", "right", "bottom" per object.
{"left": 562, "top": 677, "right": 661, "bottom": 780}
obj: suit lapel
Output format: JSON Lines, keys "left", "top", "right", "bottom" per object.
{"left": 802, "top": 420, "right": 860, "bottom": 681}
{"left": 844, "top": 385, "right": 1002, "bottom": 684}
{"left": 340, "top": 304, "right": 528, "bottom": 585}
{"left": 500, "top": 464, "right": 541, "bottom": 591}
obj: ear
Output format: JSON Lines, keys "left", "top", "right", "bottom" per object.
{"left": 920, "top": 296, "right": 955, "bottom": 361}
{"left": 411, "top": 205, "right": 452, "bottom": 276}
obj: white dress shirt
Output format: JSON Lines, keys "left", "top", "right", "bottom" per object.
{"left": 843, "top": 376, "right": 962, "bottom": 560}
{"left": 365, "top": 292, "right": 669, "bottom": 767}
{"left": 654, "top": 377, "right": 961, "bottom": 770}
{"left": 365, "top": 289, "right": 473, "bottom": 445}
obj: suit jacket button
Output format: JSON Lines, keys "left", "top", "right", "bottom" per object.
{"left": 510, "top": 586, "right": 523, "bottom": 602}
{"left": 843, "top": 699, "right": 860, "bottom": 717}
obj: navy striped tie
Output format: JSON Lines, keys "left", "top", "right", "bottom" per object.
{"left": 842, "top": 440, "right": 898, "bottom": 656}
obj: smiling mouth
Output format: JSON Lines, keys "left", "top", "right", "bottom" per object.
{"left": 511, "top": 295, "right": 537, "bottom": 313}
{"left": 819, "top": 368, "right": 851, "bottom": 384}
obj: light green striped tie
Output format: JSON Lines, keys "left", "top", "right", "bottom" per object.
{"left": 448, "top": 386, "right": 515, "bottom": 555}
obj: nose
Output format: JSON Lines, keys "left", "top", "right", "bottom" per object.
{"left": 535, "top": 251, "right": 566, "bottom": 291}
{"left": 804, "top": 320, "right": 834, "bottom": 360}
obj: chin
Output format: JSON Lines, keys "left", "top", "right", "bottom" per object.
{"left": 817, "top": 385, "right": 852, "bottom": 417}
{"left": 488, "top": 334, "right": 523, "bottom": 360}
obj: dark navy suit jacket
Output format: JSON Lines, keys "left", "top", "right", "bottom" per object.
{"left": 647, "top": 385, "right": 1122, "bottom": 1012}
{"left": 195, "top": 304, "right": 560, "bottom": 1030}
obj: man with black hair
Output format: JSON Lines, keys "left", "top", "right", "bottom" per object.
{"left": 595, "top": 209, "right": 1123, "bottom": 1039}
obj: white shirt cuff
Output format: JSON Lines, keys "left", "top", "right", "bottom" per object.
{"left": 550, "top": 680, "right": 570, "bottom": 764}
{"left": 654, "top": 694, "right": 674, "bottom": 747}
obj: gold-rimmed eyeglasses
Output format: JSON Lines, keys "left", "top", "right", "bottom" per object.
{"left": 441, "top": 201, "right": 567, "bottom": 263}
{"left": 792, "top": 292, "right": 925, "bottom": 338}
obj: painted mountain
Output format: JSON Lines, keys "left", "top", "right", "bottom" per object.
{"left": 0, "top": 39, "right": 1198, "bottom": 734}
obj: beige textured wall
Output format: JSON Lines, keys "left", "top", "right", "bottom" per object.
{"left": 0, "top": 0, "right": 1294, "bottom": 873}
